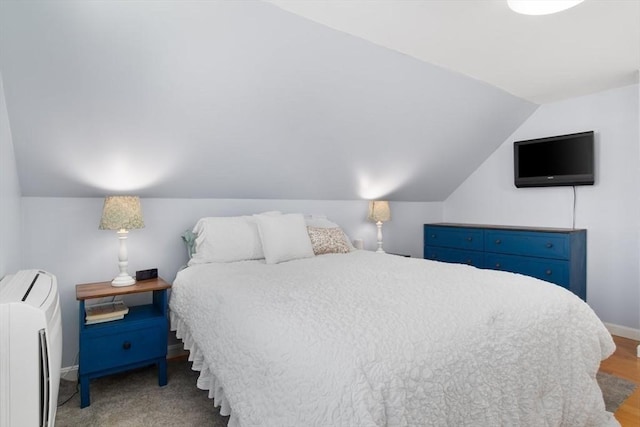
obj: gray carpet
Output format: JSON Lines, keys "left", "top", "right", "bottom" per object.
{"left": 597, "top": 371, "right": 638, "bottom": 413}
{"left": 56, "top": 361, "right": 229, "bottom": 426}
{"left": 57, "top": 361, "right": 637, "bottom": 426}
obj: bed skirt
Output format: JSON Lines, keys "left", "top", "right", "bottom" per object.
{"left": 170, "top": 311, "right": 240, "bottom": 427}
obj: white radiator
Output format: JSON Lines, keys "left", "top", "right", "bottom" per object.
{"left": 0, "top": 270, "right": 63, "bottom": 427}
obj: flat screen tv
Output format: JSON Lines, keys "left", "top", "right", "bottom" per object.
{"left": 514, "top": 131, "right": 594, "bottom": 188}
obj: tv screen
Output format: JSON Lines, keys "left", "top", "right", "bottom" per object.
{"left": 514, "top": 131, "right": 594, "bottom": 188}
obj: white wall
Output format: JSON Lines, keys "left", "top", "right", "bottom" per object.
{"left": 21, "top": 197, "right": 442, "bottom": 367}
{"left": 445, "top": 84, "right": 640, "bottom": 333}
{"left": 0, "top": 73, "right": 22, "bottom": 278}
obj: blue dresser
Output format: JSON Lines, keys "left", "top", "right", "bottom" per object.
{"left": 424, "top": 223, "right": 586, "bottom": 300}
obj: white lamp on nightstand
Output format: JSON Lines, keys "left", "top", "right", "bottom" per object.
{"left": 368, "top": 200, "right": 391, "bottom": 253}
{"left": 99, "top": 196, "right": 144, "bottom": 287}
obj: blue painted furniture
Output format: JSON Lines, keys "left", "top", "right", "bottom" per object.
{"left": 424, "top": 223, "right": 586, "bottom": 301}
{"left": 76, "top": 277, "right": 171, "bottom": 408}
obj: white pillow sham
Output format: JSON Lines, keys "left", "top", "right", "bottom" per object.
{"left": 188, "top": 216, "right": 264, "bottom": 265}
{"left": 255, "top": 213, "right": 315, "bottom": 264}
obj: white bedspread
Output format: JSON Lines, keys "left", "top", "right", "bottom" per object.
{"left": 169, "top": 251, "right": 616, "bottom": 427}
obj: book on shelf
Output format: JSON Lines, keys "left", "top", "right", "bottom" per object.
{"left": 85, "top": 314, "right": 125, "bottom": 325}
{"left": 85, "top": 300, "right": 129, "bottom": 323}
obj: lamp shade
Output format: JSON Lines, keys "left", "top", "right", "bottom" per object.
{"left": 368, "top": 201, "right": 391, "bottom": 223}
{"left": 99, "top": 196, "right": 145, "bottom": 231}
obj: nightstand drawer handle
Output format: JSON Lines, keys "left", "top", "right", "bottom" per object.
{"left": 495, "top": 263, "right": 501, "bottom": 268}
{"left": 545, "top": 243, "right": 553, "bottom": 248}
{"left": 122, "top": 341, "right": 132, "bottom": 350}
{"left": 545, "top": 269, "right": 552, "bottom": 276}
{"left": 466, "top": 259, "right": 472, "bottom": 264}
{"left": 495, "top": 239, "right": 501, "bottom": 244}
{"left": 466, "top": 237, "right": 473, "bottom": 242}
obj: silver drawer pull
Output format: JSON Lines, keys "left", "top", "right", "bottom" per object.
{"left": 431, "top": 234, "right": 436, "bottom": 238}
{"left": 123, "top": 341, "right": 132, "bottom": 350}
{"left": 545, "top": 243, "right": 553, "bottom": 248}
{"left": 495, "top": 263, "right": 501, "bottom": 268}
{"left": 545, "top": 269, "right": 552, "bottom": 275}
{"left": 466, "top": 259, "right": 472, "bottom": 264}
{"left": 466, "top": 237, "right": 473, "bottom": 241}
{"left": 495, "top": 239, "right": 501, "bottom": 244}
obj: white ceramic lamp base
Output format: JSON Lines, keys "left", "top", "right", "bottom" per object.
{"left": 375, "top": 221, "right": 386, "bottom": 253}
{"left": 112, "top": 230, "right": 136, "bottom": 287}
{"left": 112, "top": 273, "right": 135, "bottom": 287}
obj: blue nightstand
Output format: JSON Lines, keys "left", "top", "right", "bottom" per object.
{"left": 76, "top": 277, "right": 171, "bottom": 408}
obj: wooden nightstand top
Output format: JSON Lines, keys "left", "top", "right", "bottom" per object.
{"left": 76, "top": 277, "right": 171, "bottom": 300}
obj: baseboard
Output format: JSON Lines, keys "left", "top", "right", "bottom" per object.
{"left": 167, "top": 343, "right": 187, "bottom": 359}
{"left": 60, "top": 343, "right": 188, "bottom": 381}
{"left": 604, "top": 322, "right": 640, "bottom": 341}
{"left": 60, "top": 365, "right": 78, "bottom": 381}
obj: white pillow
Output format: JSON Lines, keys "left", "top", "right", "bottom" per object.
{"left": 255, "top": 213, "right": 315, "bottom": 264}
{"left": 188, "top": 216, "right": 264, "bottom": 265}
{"left": 304, "top": 216, "right": 338, "bottom": 228}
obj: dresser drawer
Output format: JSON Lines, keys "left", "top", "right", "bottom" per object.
{"left": 425, "top": 247, "right": 484, "bottom": 268}
{"left": 80, "top": 324, "right": 166, "bottom": 374}
{"left": 485, "top": 230, "right": 569, "bottom": 260}
{"left": 485, "top": 254, "right": 570, "bottom": 287}
{"left": 425, "top": 226, "right": 484, "bottom": 251}
{"left": 423, "top": 224, "right": 585, "bottom": 300}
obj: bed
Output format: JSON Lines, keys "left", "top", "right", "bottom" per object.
{"left": 169, "top": 213, "right": 617, "bottom": 427}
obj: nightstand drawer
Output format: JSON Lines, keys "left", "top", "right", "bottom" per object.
{"left": 80, "top": 325, "right": 165, "bottom": 374}
{"left": 425, "top": 247, "right": 484, "bottom": 268}
{"left": 485, "top": 230, "right": 569, "bottom": 260}
{"left": 424, "top": 226, "right": 484, "bottom": 251}
{"left": 485, "top": 254, "right": 570, "bottom": 287}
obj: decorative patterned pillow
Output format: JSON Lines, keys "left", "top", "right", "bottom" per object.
{"left": 305, "top": 216, "right": 356, "bottom": 251}
{"left": 307, "top": 227, "right": 351, "bottom": 255}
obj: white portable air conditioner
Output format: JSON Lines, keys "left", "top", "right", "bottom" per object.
{"left": 0, "top": 270, "right": 63, "bottom": 427}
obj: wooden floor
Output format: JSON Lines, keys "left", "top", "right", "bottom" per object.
{"left": 599, "top": 335, "right": 640, "bottom": 426}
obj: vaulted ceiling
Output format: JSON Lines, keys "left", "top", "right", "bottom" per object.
{"left": 269, "top": 0, "right": 640, "bottom": 104}
{"left": 0, "top": 1, "right": 635, "bottom": 201}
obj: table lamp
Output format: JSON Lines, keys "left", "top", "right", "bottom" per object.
{"left": 368, "top": 200, "right": 391, "bottom": 253}
{"left": 99, "top": 196, "right": 144, "bottom": 286}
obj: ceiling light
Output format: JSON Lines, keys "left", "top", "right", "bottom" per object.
{"left": 507, "top": 0, "right": 584, "bottom": 15}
